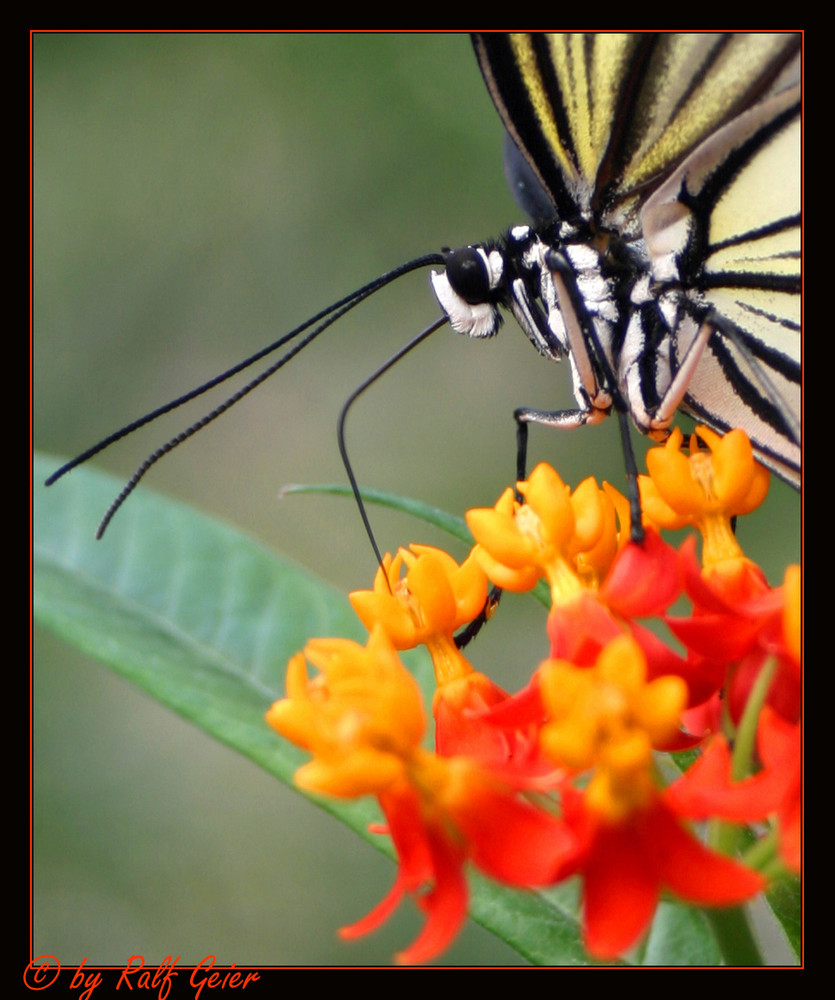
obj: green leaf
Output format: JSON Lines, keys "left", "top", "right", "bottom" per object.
{"left": 35, "top": 454, "right": 379, "bottom": 827}
{"left": 280, "top": 482, "right": 475, "bottom": 545}
{"left": 32, "top": 454, "right": 589, "bottom": 965}
{"left": 765, "top": 876, "right": 802, "bottom": 961}
{"left": 641, "top": 903, "right": 723, "bottom": 965}
{"left": 282, "top": 482, "right": 551, "bottom": 608}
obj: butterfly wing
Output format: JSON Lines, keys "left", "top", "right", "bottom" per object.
{"left": 472, "top": 33, "right": 801, "bottom": 226}
{"left": 641, "top": 77, "right": 801, "bottom": 483}
{"left": 471, "top": 31, "right": 802, "bottom": 485}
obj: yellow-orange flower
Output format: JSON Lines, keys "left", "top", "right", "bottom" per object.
{"left": 266, "top": 628, "right": 576, "bottom": 966}
{"left": 466, "top": 463, "right": 619, "bottom": 605}
{"left": 539, "top": 635, "right": 687, "bottom": 822}
{"left": 640, "top": 427, "right": 769, "bottom": 574}
{"left": 350, "top": 546, "right": 487, "bottom": 646}
{"left": 349, "top": 545, "right": 488, "bottom": 688}
{"left": 266, "top": 626, "right": 426, "bottom": 798}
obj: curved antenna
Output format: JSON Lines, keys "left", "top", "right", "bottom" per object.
{"left": 47, "top": 254, "right": 446, "bottom": 538}
{"left": 336, "top": 316, "right": 505, "bottom": 641}
{"left": 337, "top": 315, "right": 448, "bottom": 572}
{"left": 45, "top": 253, "right": 445, "bottom": 488}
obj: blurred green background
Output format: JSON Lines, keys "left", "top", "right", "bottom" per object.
{"left": 33, "top": 32, "right": 800, "bottom": 966}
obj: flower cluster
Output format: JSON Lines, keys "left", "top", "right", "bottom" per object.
{"left": 266, "top": 426, "right": 800, "bottom": 964}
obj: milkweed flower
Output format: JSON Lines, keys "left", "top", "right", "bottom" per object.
{"left": 557, "top": 786, "right": 768, "bottom": 959}
{"left": 640, "top": 425, "right": 769, "bottom": 581}
{"left": 266, "top": 625, "right": 576, "bottom": 964}
{"left": 666, "top": 707, "right": 801, "bottom": 875}
{"left": 348, "top": 544, "right": 484, "bottom": 696}
{"left": 466, "top": 463, "right": 619, "bottom": 602}
{"left": 460, "top": 465, "right": 691, "bottom": 765}
{"left": 348, "top": 545, "right": 526, "bottom": 761}
{"left": 639, "top": 427, "right": 801, "bottom": 734}
{"left": 673, "top": 542, "right": 801, "bottom": 733}
{"left": 467, "top": 465, "right": 681, "bottom": 662}
{"left": 539, "top": 635, "right": 689, "bottom": 819}
{"left": 349, "top": 546, "right": 487, "bottom": 666}
{"left": 264, "top": 425, "right": 797, "bottom": 964}
{"left": 538, "top": 635, "right": 766, "bottom": 957}
{"left": 661, "top": 705, "right": 801, "bottom": 905}
{"left": 266, "top": 626, "right": 425, "bottom": 798}
{"left": 544, "top": 525, "right": 683, "bottom": 669}
{"left": 341, "top": 755, "right": 577, "bottom": 964}
{"left": 756, "top": 708, "right": 801, "bottom": 874}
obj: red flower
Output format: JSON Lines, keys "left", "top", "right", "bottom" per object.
{"left": 667, "top": 709, "right": 801, "bottom": 874}
{"left": 600, "top": 527, "right": 681, "bottom": 620}
{"left": 339, "top": 776, "right": 469, "bottom": 966}
{"left": 341, "top": 761, "right": 577, "bottom": 964}
{"left": 559, "top": 787, "right": 767, "bottom": 959}
{"left": 267, "top": 627, "right": 577, "bottom": 964}
{"left": 547, "top": 527, "right": 684, "bottom": 675}
{"left": 759, "top": 709, "right": 801, "bottom": 874}
{"left": 670, "top": 540, "right": 801, "bottom": 729}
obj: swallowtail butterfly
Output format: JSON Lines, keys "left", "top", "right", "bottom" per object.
{"left": 47, "top": 32, "right": 802, "bottom": 537}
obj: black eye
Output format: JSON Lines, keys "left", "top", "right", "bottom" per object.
{"left": 445, "top": 246, "right": 490, "bottom": 304}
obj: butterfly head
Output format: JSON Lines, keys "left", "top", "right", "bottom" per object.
{"left": 431, "top": 244, "right": 504, "bottom": 339}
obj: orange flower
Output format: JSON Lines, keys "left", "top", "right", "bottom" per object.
{"left": 666, "top": 712, "right": 799, "bottom": 832}
{"left": 666, "top": 707, "right": 800, "bottom": 875}
{"left": 539, "top": 635, "right": 688, "bottom": 820}
{"left": 350, "top": 545, "right": 487, "bottom": 689}
{"left": 342, "top": 757, "right": 577, "bottom": 964}
{"left": 264, "top": 430, "right": 796, "bottom": 964}
{"left": 466, "top": 464, "right": 619, "bottom": 603}
{"left": 671, "top": 541, "right": 801, "bottom": 730}
{"left": 350, "top": 546, "right": 487, "bottom": 648}
{"left": 558, "top": 787, "right": 767, "bottom": 959}
{"left": 266, "top": 627, "right": 426, "bottom": 798}
{"left": 267, "top": 625, "right": 576, "bottom": 964}
{"left": 640, "top": 426, "right": 769, "bottom": 581}
{"left": 431, "top": 668, "right": 554, "bottom": 774}
{"left": 539, "top": 635, "right": 764, "bottom": 960}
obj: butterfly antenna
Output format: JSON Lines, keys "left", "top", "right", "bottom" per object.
{"left": 46, "top": 253, "right": 446, "bottom": 489}
{"left": 337, "top": 316, "right": 448, "bottom": 576}
{"left": 50, "top": 254, "right": 446, "bottom": 538}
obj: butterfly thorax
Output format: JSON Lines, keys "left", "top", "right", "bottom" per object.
{"left": 431, "top": 221, "right": 653, "bottom": 420}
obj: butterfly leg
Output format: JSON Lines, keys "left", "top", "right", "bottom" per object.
{"left": 514, "top": 403, "right": 645, "bottom": 543}
{"left": 638, "top": 313, "right": 715, "bottom": 435}
{"left": 628, "top": 303, "right": 801, "bottom": 464}
{"left": 513, "top": 404, "right": 602, "bottom": 479}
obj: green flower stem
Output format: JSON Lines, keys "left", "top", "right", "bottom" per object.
{"left": 732, "top": 656, "right": 778, "bottom": 782}
{"left": 705, "top": 905, "right": 765, "bottom": 966}
{"left": 711, "top": 656, "right": 778, "bottom": 858}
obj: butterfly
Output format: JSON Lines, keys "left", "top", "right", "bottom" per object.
{"left": 47, "top": 32, "right": 801, "bottom": 539}
{"left": 433, "top": 32, "right": 801, "bottom": 495}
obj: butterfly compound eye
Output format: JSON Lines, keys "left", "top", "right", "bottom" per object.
{"left": 445, "top": 246, "right": 491, "bottom": 305}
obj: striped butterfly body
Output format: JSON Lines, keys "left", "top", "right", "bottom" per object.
{"left": 433, "top": 32, "right": 801, "bottom": 487}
